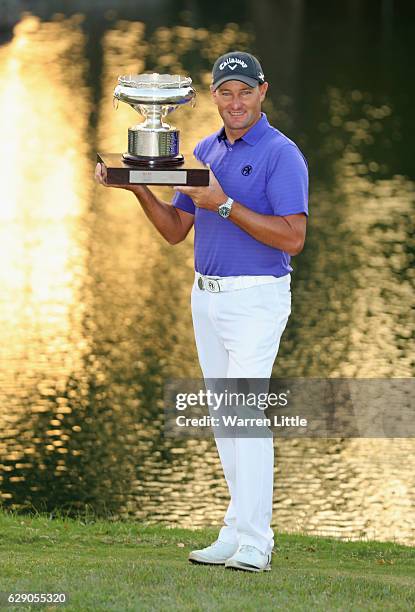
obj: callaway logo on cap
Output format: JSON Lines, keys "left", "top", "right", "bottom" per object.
{"left": 212, "top": 51, "right": 265, "bottom": 90}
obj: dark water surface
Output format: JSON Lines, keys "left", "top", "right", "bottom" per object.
{"left": 0, "top": 3, "right": 414, "bottom": 544}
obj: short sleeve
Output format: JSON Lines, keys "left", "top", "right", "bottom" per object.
{"left": 171, "top": 142, "right": 203, "bottom": 215}
{"left": 266, "top": 144, "right": 309, "bottom": 217}
{"left": 172, "top": 190, "right": 195, "bottom": 214}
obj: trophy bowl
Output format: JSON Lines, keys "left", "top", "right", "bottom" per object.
{"left": 114, "top": 73, "right": 196, "bottom": 165}
{"left": 96, "top": 72, "right": 209, "bottom": 186}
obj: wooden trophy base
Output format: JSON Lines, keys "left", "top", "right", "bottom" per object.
{"left": 97, "top": 153, "right": 209, "bottom": 186}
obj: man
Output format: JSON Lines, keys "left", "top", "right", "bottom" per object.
{"left": 95, "top": 51, "right": 308, "bottom": 573}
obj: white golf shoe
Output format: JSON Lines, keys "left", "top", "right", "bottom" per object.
{"left": 188, "top": 539, "right": 239, "bottom": 565}
{"left": 225, "top": 545, "right": 272, "bottom": 572}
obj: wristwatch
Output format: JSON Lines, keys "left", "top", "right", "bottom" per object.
{"left": 218, "top": 197, "right": 234, "bottom": 219}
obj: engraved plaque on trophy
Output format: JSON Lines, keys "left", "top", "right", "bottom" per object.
{"left": 97, "top": 73, "right": 209, "bottom": 186}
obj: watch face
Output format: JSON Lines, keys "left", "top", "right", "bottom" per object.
{"left": 219, "top": 204, "right": 230, "bottom": 218}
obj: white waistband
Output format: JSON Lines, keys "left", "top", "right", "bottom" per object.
{"left": 195, "top": 273, "right": 290, "bottom": 293}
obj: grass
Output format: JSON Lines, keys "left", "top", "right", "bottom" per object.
{"left": 0, "top": 510, "right": 414, "bottom": 611}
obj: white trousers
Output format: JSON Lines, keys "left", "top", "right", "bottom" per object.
{"left": 191, "top": 274, "right": 291, "bottom": 554}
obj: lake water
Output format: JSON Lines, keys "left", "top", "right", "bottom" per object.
{"left": 0, "top": 3, "right": 414, "bottom": 544}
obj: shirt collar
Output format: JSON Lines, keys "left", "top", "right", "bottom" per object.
{"left": 216, "top": 113, "right": 270, "bottom": 146}
{"left": 217, "top": 126, "right": 227, "bottom": 142}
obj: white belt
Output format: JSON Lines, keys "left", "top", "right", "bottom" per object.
{"left": 195, "top": 273, "right": 290, "bottom": 293}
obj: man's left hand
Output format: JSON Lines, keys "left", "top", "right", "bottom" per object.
{"left": 174, "top": 169, "right": 227, "bottom": 211}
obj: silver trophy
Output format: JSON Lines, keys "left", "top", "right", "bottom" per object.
{"left": 114, "top": 73, "right": 194, "bottom": 164}
{"left": 97, "top": 72, "right": 209, "bottom": 186}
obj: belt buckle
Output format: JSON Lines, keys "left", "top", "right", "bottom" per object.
{"left": 205, "top": 277, "right": 221, "bottom": 293}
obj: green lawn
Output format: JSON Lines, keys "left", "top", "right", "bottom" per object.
{"left": 0, "top": 510, "right": 414, "bottom": 611}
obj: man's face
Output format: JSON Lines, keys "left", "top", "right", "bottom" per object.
{"left": 211, "top": 80, "right": 268, "bottom": 132}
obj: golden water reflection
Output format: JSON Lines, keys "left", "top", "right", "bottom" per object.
{"left": 0, "top": 16, "right": 414, "bottom": 544}
{"left": 0, "top": 15, "right": 90, "bottom": 406}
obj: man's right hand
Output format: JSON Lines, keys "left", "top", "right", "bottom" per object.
{"left": 94, "top": 162, "right": 146, "bottom": 195}
{"left": 94, "top": 162, "right": 109, "bottom": 186}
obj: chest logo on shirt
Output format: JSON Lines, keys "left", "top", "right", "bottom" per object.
{"left": 241, "top": 164, "right": 253, "bottom": 176}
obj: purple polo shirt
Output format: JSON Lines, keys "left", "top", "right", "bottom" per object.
{"left": 172, "top": 113, "right": 308, "bottom": 277}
